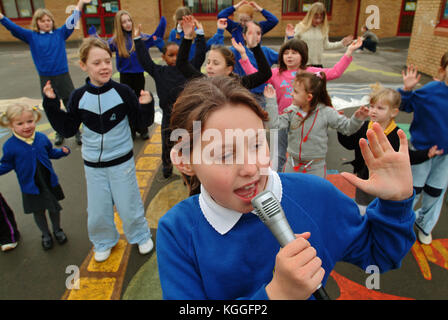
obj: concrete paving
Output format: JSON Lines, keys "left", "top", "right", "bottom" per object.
{"left": 0, "top": 36, "right": 447, "bottom": 301}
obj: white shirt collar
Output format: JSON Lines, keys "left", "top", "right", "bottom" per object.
{"left": 199, "top": 167, "right": 283, "bottom": 235}
{"left": 39, "top": 30, "right": 53, "bottom": 34}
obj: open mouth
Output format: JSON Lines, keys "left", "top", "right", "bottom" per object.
{"left": 234, "top": 180, "right": 259, "bottom": 202}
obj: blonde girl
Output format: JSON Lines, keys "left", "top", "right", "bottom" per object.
{"left": 0, "top": 104, "right": 70, "bottom": 250}
{"left": 291, "top": 2, "right": 353, "bottom": 67}
{"left": 338, "top": 83, "right": 442, "bottom": 215}
{"left": 0, "top": 1, "right": 90, "bottom": 146}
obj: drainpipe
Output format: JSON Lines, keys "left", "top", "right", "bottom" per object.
{"left": 354, "top": 0, "right": 361, "bottom": 37}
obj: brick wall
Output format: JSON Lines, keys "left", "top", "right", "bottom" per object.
{"left": 356, "top": 0, "right": 402, "bottom": 38}
{"left": 407, "top": 0, "right": 448, "bottom": 77}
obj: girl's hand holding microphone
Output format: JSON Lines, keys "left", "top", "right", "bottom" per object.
{"left": 266, "top": 232, "right": 325, "bottom": 300}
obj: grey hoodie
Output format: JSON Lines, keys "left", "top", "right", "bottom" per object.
{"left": 265, "top": 97, "right": 363, "bottom": 161}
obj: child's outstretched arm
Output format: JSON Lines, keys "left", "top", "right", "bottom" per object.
{"left": 0, "top": 146, "right": 15, "bottom": 176}
{"left": 42, "top": 81, "right": 81, "bottom": 138}
{"left": 341, "top": 122, "right": 413, "bottom": 202}
{"left": 263, "top": 85, "right": 288, "bottom": 130}
{"left": 250, "top": 2, "right": 279, "bottom": 35}
{"left": 62, "top": 0, "right": 91, "bottom": 39}
{"left": 0, "top": 10, "right": 33, "bottom": 43}
{"left": 134, "top": 24, "right": 159, "bottom": 76}
{"left": 398, "top": 65, "right": 422, "bottom": 113}
{"left": 175, "top": 16, "right": 203, "bottom": 80}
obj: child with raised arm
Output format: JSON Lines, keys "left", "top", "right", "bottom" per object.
{"left": 176, "top": 15, "right": 271, "bottom": 91}
{"left": 240, "top": 38, "right": 362, "bottom": 171}
{"left": 264, "top": 72, "right": 368, "bottom": 177}
{"left": 338, "top": 83, "right": 443, "bottom": 215}
{"left": 169, "top": 6, "right": 225, "bottom": 62}
{"left": 156, "top": 75, "right": 415, "bottom": 300}
{"left": 88, "top": 10, "right": 166, "bottom": 140}
{"left": 398, "top": 53, "right": 448, "bottom": 244}
{"left": 0, "top": 104, "right": 69, "bottom": 250}
{"left": 0, "top": 1, "right": 90, "bottom": 146}
{"left": 290, "top": 2, "right": 353, "bottom": 67}
{"left": 217, "top": 0, "right": 278, "bottom": 45}
{"left": 42, "top": 38, "right": 154, "bottom": 262}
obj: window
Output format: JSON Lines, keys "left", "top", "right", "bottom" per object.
{"left": 283, "top": 0, "right": 332, "bottom": 15}
{"left": 439, "top": 0, "right": 448, "bottom": 28}
{"left": 183, "top": 0, "right": 233, "bottom": 15}
{"left": 0, "top": 0, "right": 44, "bottom": 19}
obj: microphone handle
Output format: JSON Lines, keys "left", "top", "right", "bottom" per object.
{"left": 313, "top": 284, "right": 331, "bottom": 300}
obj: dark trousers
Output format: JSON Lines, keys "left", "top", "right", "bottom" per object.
{"left": 0, "top": 193, "right": 20, "bottom": 245}
{"left": 120, "top": 72, "right": 149, "bottom": 135}
{"left": 361, "top": 38, "right": 377, "bottom": 52}
{"left": 161, "top": 107, "right": 173, "bottom": 171}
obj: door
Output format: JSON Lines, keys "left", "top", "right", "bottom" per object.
{"left": 397, "top": 0, "right": 417, "bottom": 36}
{"left": 81, "top": 0, "right": 120, "bottom": 37}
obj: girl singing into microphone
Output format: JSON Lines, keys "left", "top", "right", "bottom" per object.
{"left": 156, "top": 76, "right": 416, "bottom": 300}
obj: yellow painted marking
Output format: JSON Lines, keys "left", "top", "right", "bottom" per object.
{"left": 66, "top": 277, "right": 116, "bottom": 300}
{"left": 345, "top": 62, "right": 402, "bottom": 78}
{"left": 114, "top": 212, "right": 124, "bottom": 235}
{"left": 144, "top": 143, "right": 162, "bottom": 155}
{"left": 411, "top": 242, "right": 432, "bottom": 280}
{"left": 421, "top": 244, "right": 437, "bottom": 263}
{"left": 63, "top": 124, "right": 162, "bottom": 300}
{"left": 87, "top": 239, "right": 127, "bottom": 273}
{"left": 135, "top": 156, "right": 161, "bottom": 171}
{"left": 36, "top": 123, "right": 53, "bottom": 132}
{"left": 431, "top": 240, "right": 448, "bottom": 269}
{"left": 135, "top": 171, "right": 153, "bottom": 188}
{"left": 150, "top": 134, "right": 162, "bottom": 143}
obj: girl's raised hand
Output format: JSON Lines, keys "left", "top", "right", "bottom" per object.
{"left": 428, "top": 145, "right": 444, "bottom": 158}
{"left": 341, "top": 122, "right": 414, "bottom": 202}
{"left": 43, "top": 81, "right": 56, "bottom": 99}
{"left": 353, "top": 105, "right": 369, "bottom": 121}
{"left": 402, "top": 65, "right": 421, "bottom": 91}
{"left": 134, "top": 23, "right": 142, "bottom": 38}
{"left": 285, "top": 24, "right": 295, "bottom": 38}
{"left": 263, "top": 84, "right": 276, "bottom": 99}
{"left": 231, "top": 38, "right": 246, "bottom": 55}
{"left": 234, "top": 0, "right": 249, "bottom": 9}
{"left": 181, "top": 15, "right": 195, "bottom": 39}
{"left": 249, "top": 1, "right": 263, "bottom": 11}
{"left": 346, "top": 37, "right": 363, "bottom": 56}
{"left": 139, "top": 90, "right": 153, "bottom": 105}
{"left": 217, "top": 18, "right": 228, "bottom": 30}
{"left": 342, "top": 34, "right": 354, "bottom": 46}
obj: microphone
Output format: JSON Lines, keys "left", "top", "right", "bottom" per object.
{"left": 251, "top": 190, "right": 330, "bottom": 300}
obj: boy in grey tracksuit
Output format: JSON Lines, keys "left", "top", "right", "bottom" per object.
{"left": 265, "top": 96, "right": 364, "bottom": 178}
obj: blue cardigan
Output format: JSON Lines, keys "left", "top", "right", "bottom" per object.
{"left": 157, "top": 173, "right": 416, "bottom": 300}
{"left": 0, "top": 132, "right": 68, "bottom": 194}
{"left": 0, "top": 10, "right": 81, "bottom": 76}
{"left": 398, "top": 81, "right": 448, "bottom": 154}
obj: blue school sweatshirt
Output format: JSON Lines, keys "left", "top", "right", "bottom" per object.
{"left": 157, "top": 173, "right": 416, "bottom": 300}
{"left": 217, "top": 6, "right": 279, "bottom": 44}
{"left": 230, "top": 45, "right": 278, "bottom": 94}
{"left": 0, "top": 10, "right": 81, "bottom": 76}
{"left": 398, "top": 81, "right": 448, "bottom": 154}
{"left": 0, "top": 132, "right": 68, "bottom": 194}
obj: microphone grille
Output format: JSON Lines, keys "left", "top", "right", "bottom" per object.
{"left": 252, "top": 191, "right": 282, "bottom": 223}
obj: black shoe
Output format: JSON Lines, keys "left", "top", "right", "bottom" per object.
{"left": 42, "top": 235, "right": 53, "bottom": 250}
{"left": 75, "top": 132, "right": 82, "bottom": 145}
{"left": 140, "top": 132, "right": 149, "bottom": 140}
{"left": 55, "top": 133, "right": 64, "bottom": 146}
{"left": 53, "top": 229, "right": 68, "bottom": 245}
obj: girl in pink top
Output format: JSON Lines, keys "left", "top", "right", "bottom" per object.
{"left": 240, "top": 37, "right": 362, "bottom": 113}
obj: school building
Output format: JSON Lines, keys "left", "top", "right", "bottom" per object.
{"left": 1, "top": 0, "right": 447, "bottom": 76}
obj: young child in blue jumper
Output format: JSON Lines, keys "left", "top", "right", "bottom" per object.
{"left": 0, "top": 104, "right": 69, "bottom": 250}
{"left": 217, "top": 0, "right": 278, "bottom": 45}
{"left": 42, "top": 37, "right": 154, "bottom": 262}
{"left": 0, "top": 0, "right": 90, "bottom": 146}
{"left": 398, "top": 52, "right": 448, "bottom": 245}
{"left": 156, "top": 76, "right": 416, "bottom": 300}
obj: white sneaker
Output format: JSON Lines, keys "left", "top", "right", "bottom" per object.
{"left": 138, "top": 238, "right": 154, "bottom": 255}
{"left": 1, "top": 242, "right": 18, "bottom": 252}
{"left": 417, "top": 230, "right": 432, "bottom": 245}
{"left": 94, "top": 248, "right": 111, "bottom": 262}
